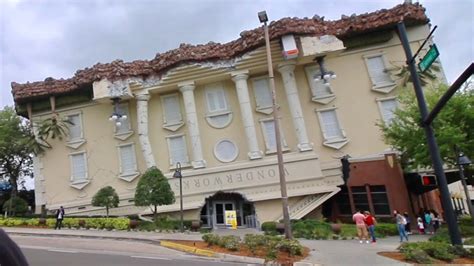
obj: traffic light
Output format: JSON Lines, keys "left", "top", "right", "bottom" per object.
{"left": 421, "top": 174, "right": 437, "bottom": 186}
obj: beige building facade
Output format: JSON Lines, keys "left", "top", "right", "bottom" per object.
{"left": 13, "top": 3, "right": 433, "bottom": 227}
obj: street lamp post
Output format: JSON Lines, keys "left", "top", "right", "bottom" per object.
{"left": 173, "top": 162, "right": 184, "bottom": 233}
{"left": 258, "top": 10, "right": 292, "bottom": 239}
{"left": 457, "top": 151, "right": 474, "bottom": 224}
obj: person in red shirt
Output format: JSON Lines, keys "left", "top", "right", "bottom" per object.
{"left": 352, "top": 210, "right": 369, "bottom": 243}
{"left": 364, "top": 211, "right": 377, "bottom": 243}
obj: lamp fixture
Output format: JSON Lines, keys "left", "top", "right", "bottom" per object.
{"left": 109, "top": 97, "right": 127, "bottom": 126}
{"left": 313, "top": 56, "right": 336, "bottom": 85}
{"left": 458, "top": 152, "right": 472, "bottom": 166}
{"left": 258, "top": 11, "right": 268, "bottom": 23}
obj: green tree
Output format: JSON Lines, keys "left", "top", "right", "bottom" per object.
{"left": 134, "top": 167, "right": 175, "bottom": 220}
{"left": 379, "top": 83, "right": 474, "bottom": 171}
{"left": 2, "top": 197, "right": 29, "bottom": 215}
{"left": 91, "top": 186, "right": 120, "bottom": 217}
{"left": 0, "top": 107, "right": 36, "bottom": 198}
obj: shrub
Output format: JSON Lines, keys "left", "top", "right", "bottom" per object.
{"left": 218, "top": 235, "right": 240, "bottom": 251}
{"left": 3, "top": 197, "right": 29, "bottom": 215}
{"left": 244, "top": 234, "right": 267, "bottom": 254}
{"left": 429, "top": 228, "right": 450, "bottom": 243}
{"left": 374, "top": 223, "right": 398, "bottom": 237}
{"left": 400, "top": 241, "right": 455, "bottom": 262}
{"left": 449, "top": 245, "right": 474, "bottom": 258}
{"left": 292, "top": 219, "right": 332, "bottom": 239}
{"left": 202, "top": 233, "right": 220, "bottom": 246}
{"left": 464, "top": 237, "right": 474, "bottom": 245}
{"left": 261, "top": 221, "right": 277, "bottom": 234}
{"left": 460, "top": 224, "right": 474, "bottom": 237}
{"left": 138, "top": 221, "right": 157, "bottom": 231}
{"left": 276, "top": 239, "right": 303, "bottom": 256}
{"left": 405, "top": 249, "right": 432, "bottom": 264}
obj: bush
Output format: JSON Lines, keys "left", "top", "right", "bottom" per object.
{"left": 405, "top": 249, "right": 432, "bottom": 264}
{"left": 276, "top": 239, "right": 303, "bottom": 256}
{"left": 292, "top": 219, "right": 332, "bottom": 239}
{"left": 202, "top": 233, "right": 220, "bottom": 246}
{"left": 464, "top": 237, "right": 474, "bottom": 245}
{"left": 374, "top": 223, "right": 398, "bottom": 237}
{"left": 460, "top": 224, "right": 474, "bottom": 238}
{"left": 244, "top": 234, "right": 267, "bottom": 254}
{"left": 138, "top": 221, "right": 157, "bottom": 231}
{"left": 3, "top": 197, "right": 29, "bottom": 215}
{"left": 449, "top": 245, "right": 474, "bottom": 258}
{"left": 261, "top": 221, "right": 277, "bottom": 234}
{"left": 399, "top": 241, "right": 455, "bottom": 262}
{"left": 429, "top": 228, "right": 450, "bottom": 243}
{"left": 218, "top": 235, "right": 240, "bottom": 251}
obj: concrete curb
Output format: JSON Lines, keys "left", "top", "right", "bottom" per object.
{"left": 160, "top": 240, "right": 265, "bottom": 264}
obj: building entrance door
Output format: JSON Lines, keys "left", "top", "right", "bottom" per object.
{"left": 214, "top": 201, "right": 235, "bottom": 226}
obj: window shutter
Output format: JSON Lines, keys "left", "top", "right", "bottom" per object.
{"left": 206, "top": 85, "right": 227, "bottom": 113}
{"left": 120, "top": 145, "right": 136, "bottom": 175}
{"left": 71, "top": 153, "right": 86, "bottom": 181}
{"left": 163, "top": 95, "right": 182, "bottom": 124}
{"left": 321, "top": 110, "right": 343, "bottom": 140}
{"left": 263, "top": 121, "right": 276, "bottom": 150}
{"left": 367, "top": 56, "right": 392, "bottom": 86}
{"left": 116, "top": 105, "right": 131, "bottom": 134}
{"left": 68, "top": 114, "right": 82, "bottom": 141}
{"left": 381, "top": 99, "right": 397, "bottom": 123}
{"left": 169, "top": 136, "right": 188, "bottom": 165}
{"left": 253, "top": 78, "right": 272, "bottom": 108}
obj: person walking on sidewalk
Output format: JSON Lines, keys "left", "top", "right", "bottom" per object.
{"left": 364, "top": 211, "right": 377, "bottom": 243}
{"left": 55, "top": 206, "right": 65, "bottom": 230}
{"left": 394, "top": 210, "right": 409, "bottom": 242}
{"left": 353, "top": 210, "right": 369, "bottom": 244}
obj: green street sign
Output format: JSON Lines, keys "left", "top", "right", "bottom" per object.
{"left": 418, "top": 44, "right": 440, "bottom": 72}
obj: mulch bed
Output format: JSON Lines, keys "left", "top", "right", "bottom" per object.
{"left": 379, "top": 251, "right": 474, "bottom": 264}
{"left": 169, "top": 240, "right": 309, "bottom": 264}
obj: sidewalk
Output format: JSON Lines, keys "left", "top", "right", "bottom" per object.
{"left": 3, "top": 227, "right": 429, "bottom": 265}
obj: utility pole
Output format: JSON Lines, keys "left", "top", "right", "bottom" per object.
{"left": 396, "top": 22, "right": 462, "bottom": 245}
{"left": 259, "top": 11, "right": 293, "bottom": 239}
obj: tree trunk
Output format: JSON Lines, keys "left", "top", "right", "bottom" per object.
{"left": 106, "top": 206, "right": 109, "bottom": 218}
{"left": 154, "top": 205, "right": 157, "bottom": 221}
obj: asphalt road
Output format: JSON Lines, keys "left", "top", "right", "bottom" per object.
{"left": 12, "top": 235, "right": 247, "bottom": 266}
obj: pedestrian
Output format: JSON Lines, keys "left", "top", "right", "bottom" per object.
{"left": 394, "top": 210, "right": 409, "bottom": 242}
{"left": 55, "top": 206, "right": 65, "bottom": 230}
{"left": 364, "top": 211, "right": 377, "bottom": 243}
{"left": 353, "top": 210, "right": 369, "bottom": 244}
{"left": 403, "top": 212, "right": 411, "bottom": 235}
{"left": 424, "top": 210, "right": 433, "bottom": 234}
{"left": 417, "top": 217, "right": 425, "bottom": 234}
{"left": 0, "top": 228, "right": 29, "bottom": 266}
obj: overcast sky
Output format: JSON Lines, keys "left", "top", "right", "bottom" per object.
{"left": 1, "top": 0, "right": 473, "bottom": 108}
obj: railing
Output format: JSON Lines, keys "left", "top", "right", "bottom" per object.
{"left": 245, "top": 215, "right": 258, "bottom": 229}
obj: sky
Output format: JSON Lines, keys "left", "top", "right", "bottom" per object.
{"left": 0, "top": 0, "right": 473, "bottom": 109}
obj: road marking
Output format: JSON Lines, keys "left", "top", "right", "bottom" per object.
{"left": 131, "top": 255, "right": 172, "bottom": 260}
{"left": 47, "top": 249, "right": 79, "bottom": 253}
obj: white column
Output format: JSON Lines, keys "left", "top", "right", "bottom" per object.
{"left": 136, "top": 92, "right": 156, "bottom": 168}
{"left": 278, "top": 61, "right": 313, "bottom": 152}
{"left": 231, "top": 71, "right": 263, "bottom": 160}
{"left": 178, "top": 81, "right": 206, "bottom": 169}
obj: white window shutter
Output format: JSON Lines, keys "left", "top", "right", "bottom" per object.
{"left": 169, "top": 136, "right": 188, "bottom": 165}
{"left": 206, "top": 85, "right": 228, "bottom": 113}
{"left": 116, "top": 105, "right": 131, "bottom": 134}
{"left": 120, "top": 145, "right": 136, "bottom": 175}
{"left": 367, "top": 56, "right": 392, "bottom": 86}
{"left": 163, "top": 95, "right": 182, "bottom": 124}
{"left": 68, "top": 114, "right": 82, "bottom": 141}
{"left": 381, "top": 99, "right": 398, "bottom": 123}
{"left": 253, "top": 79, "right": 272, "bottom": 108}
{"left": 71, "top": 153, "right": 86, "bottom": 181}
{"left": 321, "top": 110, "right": 343, "bottom": 140}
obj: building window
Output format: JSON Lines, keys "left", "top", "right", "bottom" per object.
{"left": 305, "top": 65, "right": 335, "bottom": 104}
{"left": 214, "top": 139, "right": 239, "bottom": 163}
{"left": 315, "top": 108, "right": 348, "bottom": 149}
{"left": 370, "top": 185, "right": 390, "bottom": 215}
{"left": 377, "top": 97, "right": 398, "bottom": 124}
{"left": 364, "top": 53, "right": 396, "bottom": 93}
{"left": 251, "top": 76, "right": 273, "bottom": 114}
{"left": 161, "top": 93, "right": 184, "bottom": 131}
{"left": 66, "top": 113, "right": 86, "bottom": 149}
{"left": 118, "top": 144, "right": 138, "bottom": 181}
{"left": 204, "top": 83, "right": 233, "bottom": 128}
{"left": 351, "top": 186, "right": 369, "bottom": 212}
{"left": 336, "top": 186, "right": 352, "bottom": 215}
{"left": 259, "top": 118, "right": 288, "bottom": 154}
{"left": 70, "top": 152, "right": 87, "bottom": 184}
{"left": 166, "top": 134, "right": 189, "bottom": 166}
{"left": 114, "top": 103, "right": 133, "bottom": 140}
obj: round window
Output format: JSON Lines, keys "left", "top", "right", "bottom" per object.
{"left": 214, "top": 139, "right": 239, "bottom": 163}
